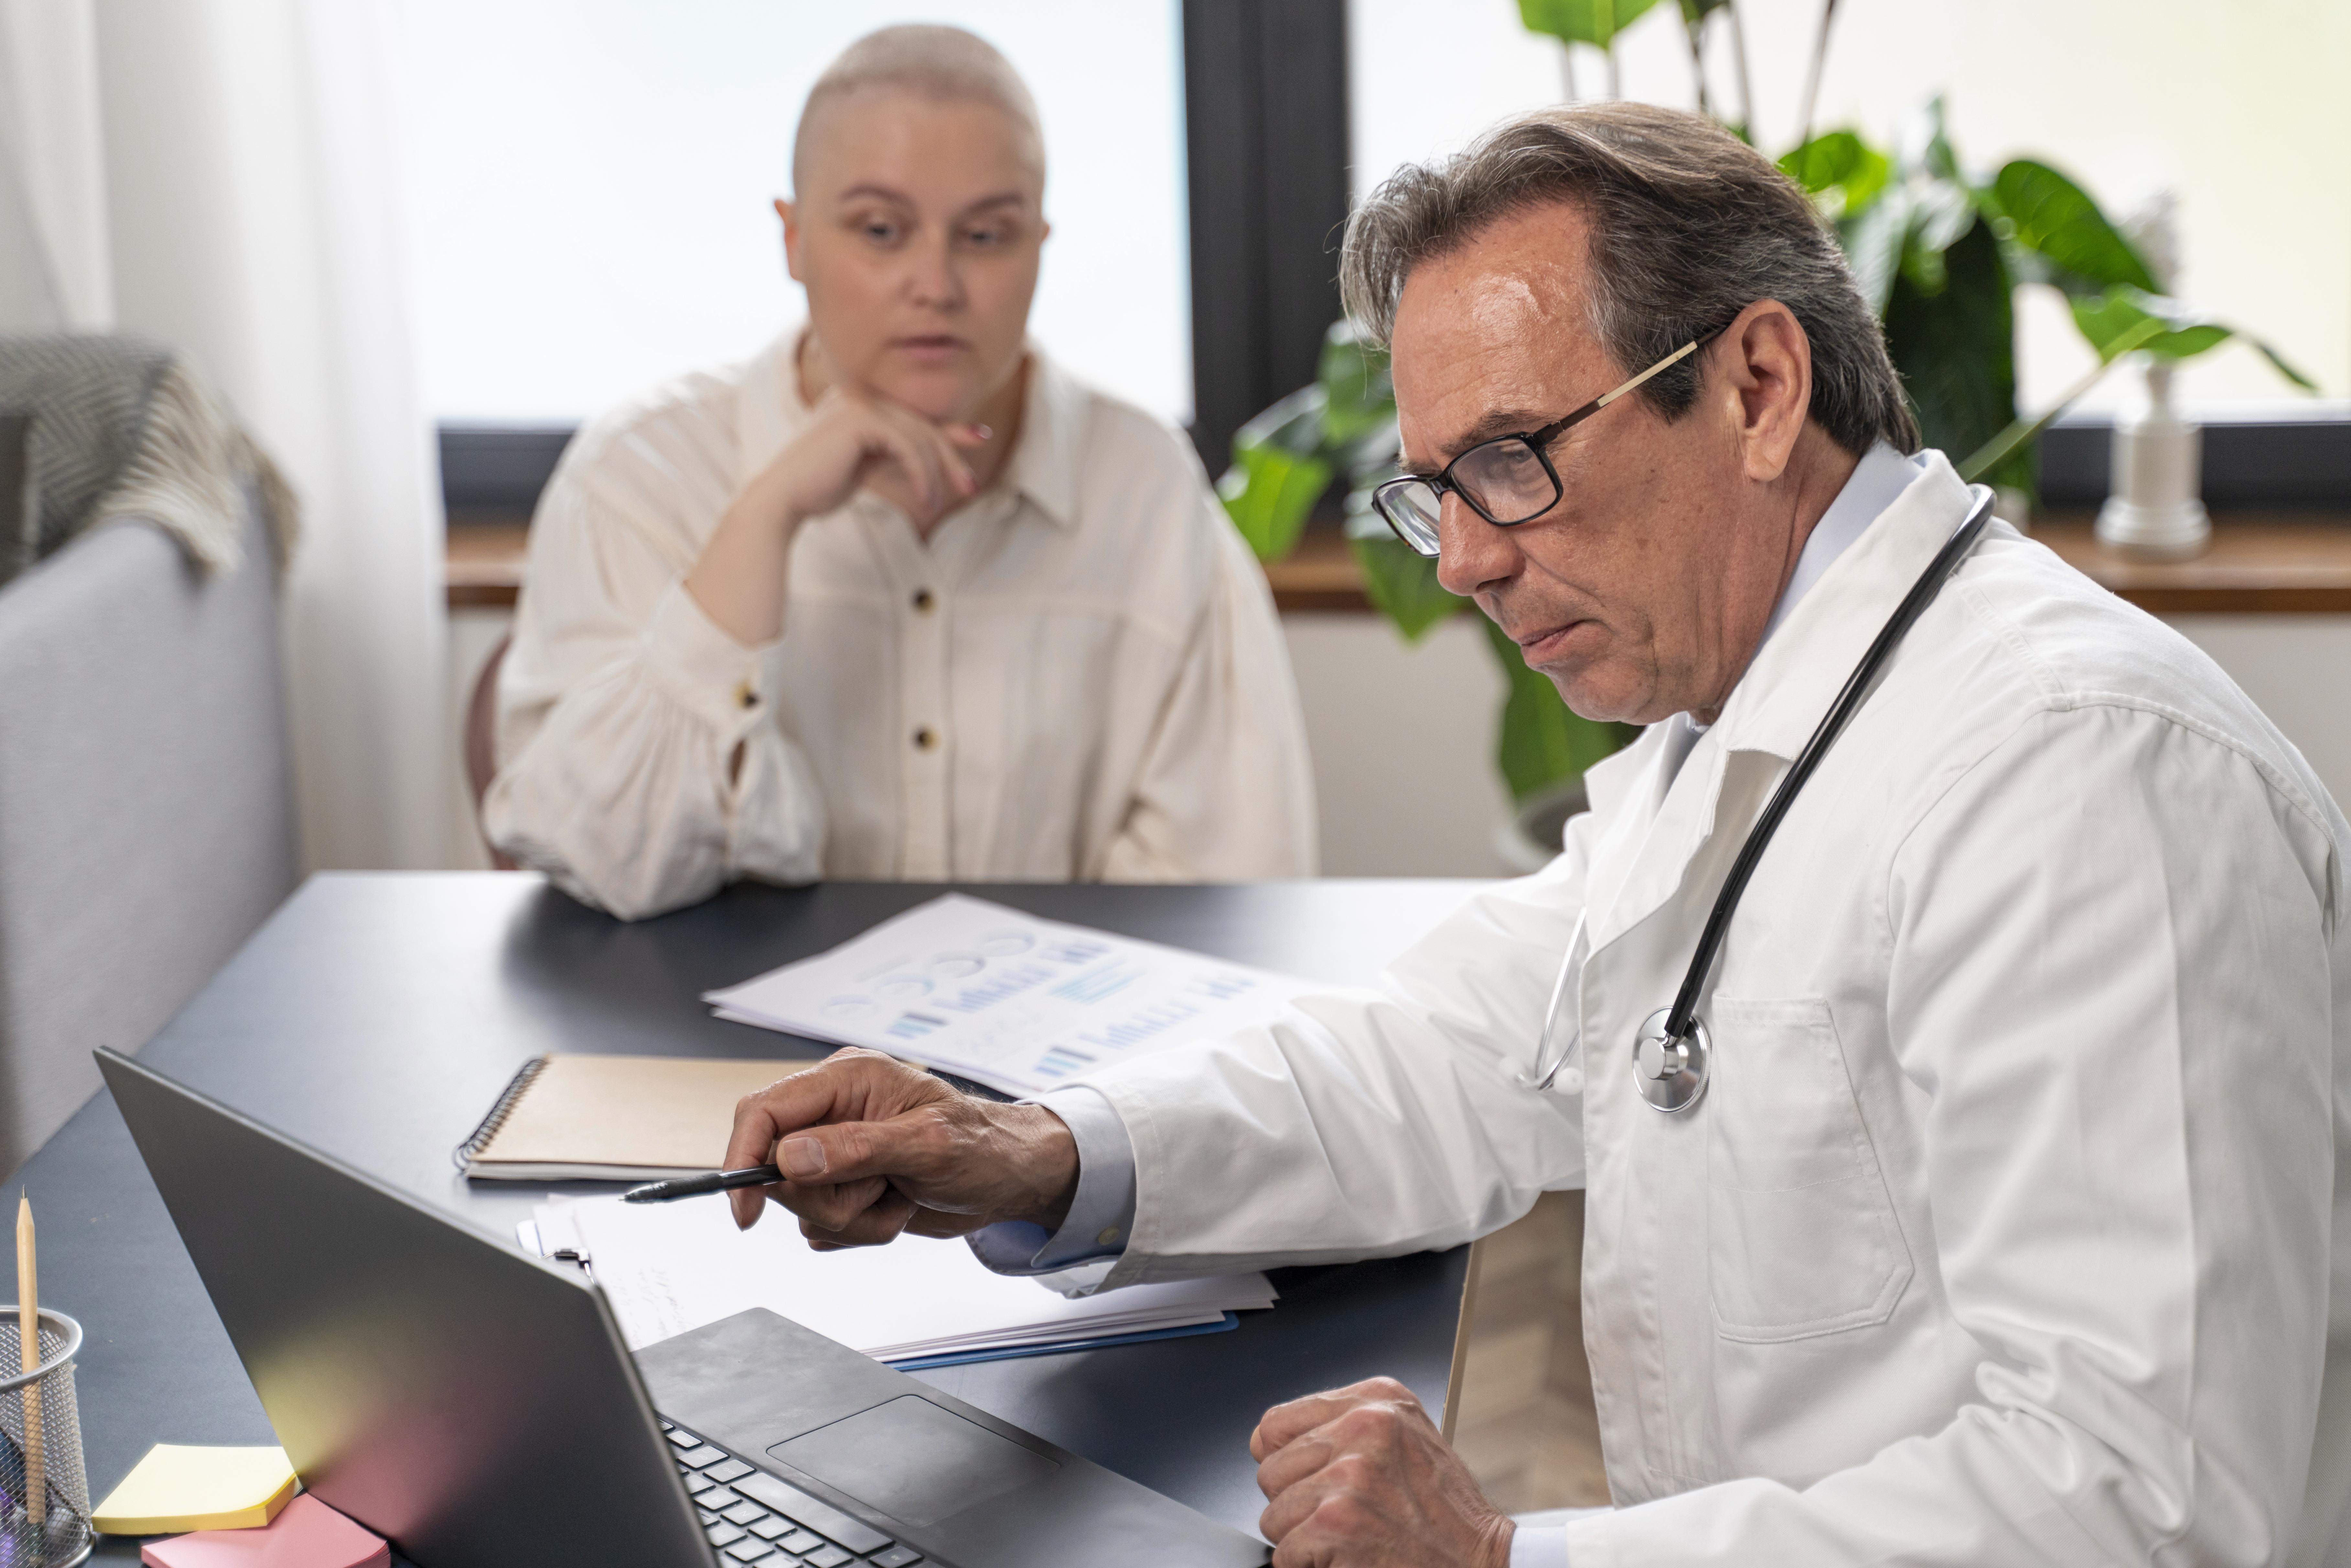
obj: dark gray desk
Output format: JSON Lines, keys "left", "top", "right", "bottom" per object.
{"left": 4, "top": 874, "right": 1486, "bottom": 1562}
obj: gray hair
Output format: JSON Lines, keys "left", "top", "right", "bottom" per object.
{"left": 1340, "top": 102, "right": 1917, "bottom": 457}
{"left": 793, "top": 25, "right": 1043, "bottom": 191}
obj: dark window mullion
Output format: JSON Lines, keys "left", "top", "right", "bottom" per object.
{"left": 1181, "top": 0, "right": 1349, "bottom": 474}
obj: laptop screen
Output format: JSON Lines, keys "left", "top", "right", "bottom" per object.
{"left": 101, "top": 1049, "right": 713, "bottom": 1568}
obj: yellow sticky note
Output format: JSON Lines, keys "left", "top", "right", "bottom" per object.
{"left": 92, "top": 1444, "right": 298, "bottom": 1535}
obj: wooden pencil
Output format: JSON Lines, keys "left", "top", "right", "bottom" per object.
{"left": 15, "top": 1194, "right": 41, "bottom": 1530}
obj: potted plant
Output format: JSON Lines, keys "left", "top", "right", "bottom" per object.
{"left": 1777, "top": 105, "right": 2312, "bottom": 500}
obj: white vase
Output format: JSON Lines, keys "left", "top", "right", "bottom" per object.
{"left": 2095, "top": 357, "right": 2210, "bottom": 557}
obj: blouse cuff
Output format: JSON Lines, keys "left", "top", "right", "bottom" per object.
{"left": 641, "top": 578, "right": 771, "bottom": 737}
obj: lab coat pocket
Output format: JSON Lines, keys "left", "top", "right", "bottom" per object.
{"left": 1705, "top": 997, "right": 1912, "bottom": 1342}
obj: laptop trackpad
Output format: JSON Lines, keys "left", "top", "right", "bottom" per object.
{"left": 768, "top": 1396, "right": 1061, "bottom": 1528}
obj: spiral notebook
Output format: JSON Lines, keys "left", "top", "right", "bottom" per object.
{"left": 453, "top": 1055, "right": 808, "bottom": 1181}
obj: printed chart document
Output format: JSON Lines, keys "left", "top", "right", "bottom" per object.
{"left": 704, "top": 894, "right": 1316, "bottom": 1097}
{"left": 533, "top": 1193, "right": 1277, "bottom": 1365}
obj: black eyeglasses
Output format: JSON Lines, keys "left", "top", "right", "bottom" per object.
{"left": 1370, "top": 330, "right": 1724, "bottom": 558}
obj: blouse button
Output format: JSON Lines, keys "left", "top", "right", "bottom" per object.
{"left": 734, "top": 679, "right": 756, "bottom": 710}
{"left": 913, "top": 726, "right": 938, "bottom": 751}
{"left": 911, "top": 587, "right": 936, "bottom": 613}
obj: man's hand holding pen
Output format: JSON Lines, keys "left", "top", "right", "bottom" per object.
{"left": 720, "top": 1048, "right": 1082, "bottom": 1250}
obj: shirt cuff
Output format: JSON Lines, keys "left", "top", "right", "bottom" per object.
{"left": 641, "top": 578, "right": 770, "bottom": 737}
{"left": 1510, "top": 1523, "right": 1568, "bottom": 1567}
{"left": 964, "top": 1086, "right": 1138, "bottom": 1276}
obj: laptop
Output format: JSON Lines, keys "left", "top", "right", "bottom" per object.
{"left": 98, "top": 1049, "right": 1271, "bottom": 1567}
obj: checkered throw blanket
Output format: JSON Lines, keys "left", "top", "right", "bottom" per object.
{"left": 0, "top": 335, "right": 299, "bottom": 587}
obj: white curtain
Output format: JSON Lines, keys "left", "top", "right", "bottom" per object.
{"left": 84, "top": 0, "right": 449, "bottom": 871}
{"left": 0, "top": 0, "right": 111, "bottom": 331}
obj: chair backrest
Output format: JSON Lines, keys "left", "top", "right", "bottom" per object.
{"left": 464, "top": 632, "right": 517, "bottom": 870}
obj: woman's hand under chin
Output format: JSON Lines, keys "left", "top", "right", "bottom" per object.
{"left": 682, "top": 390, "right": 991, "bottom": 646}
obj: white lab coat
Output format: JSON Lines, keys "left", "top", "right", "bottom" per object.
{"left": 1079, "top": 452, "right": 2351, "bottom": 1564}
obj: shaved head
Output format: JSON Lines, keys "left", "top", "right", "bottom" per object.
{"left": 792, "top": 25, "right": 1044, "bottom": 194}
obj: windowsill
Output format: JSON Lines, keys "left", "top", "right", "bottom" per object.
{"left": 443, "top": 509, "right": 2351, "bottom": 616}
{"left": 445, "top": 514, "right": 530, "bottom": 609}
{"left": 2027, "top": 511, "right": 2351, "bottom": 612}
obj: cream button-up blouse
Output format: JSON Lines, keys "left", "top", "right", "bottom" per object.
{"left": 485, "top": 334, "right": 1317, "bottom": 919}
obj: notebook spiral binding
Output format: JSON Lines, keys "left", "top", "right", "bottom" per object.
{"left": 451, "top": 1055, "right": 551, "bottom": 1171}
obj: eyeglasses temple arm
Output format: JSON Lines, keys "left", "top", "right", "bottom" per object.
{"left": 1593, "top": 337, "right": 1702, "bottom": 410}
{"left": 1524, "top": 336, "right": 1708, "bottom": 448}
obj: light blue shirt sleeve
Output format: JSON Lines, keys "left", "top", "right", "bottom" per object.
{"left": 964, "top": 1085, "right": 1139, "bottom": 1275}
{"left": 1511, "top": 1523, "right": 1568, "bottom": 1566}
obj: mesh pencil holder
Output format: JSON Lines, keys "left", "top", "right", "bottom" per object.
{"left": 0, "top": 1308, "right": 91, "bottom": 1567}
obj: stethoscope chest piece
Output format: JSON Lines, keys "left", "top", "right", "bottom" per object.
{"left": 1632, "top": 1008, "right": 1710, "bottom": 1113}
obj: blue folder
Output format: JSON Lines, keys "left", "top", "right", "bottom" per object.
{"left": 885, "top": 1311, "right": 1240, "bottom": 1370}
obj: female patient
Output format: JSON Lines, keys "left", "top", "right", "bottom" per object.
{"left": 485, "top": 25, "right": 1315, "bottom": 919}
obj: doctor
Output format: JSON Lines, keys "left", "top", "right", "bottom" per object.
{"left": 724, "top": 103, "right": 2351, "bottom": 1566}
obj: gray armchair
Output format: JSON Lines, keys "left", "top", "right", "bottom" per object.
{"left": 0, "top": 496, "right": 297, "bottom": 1176}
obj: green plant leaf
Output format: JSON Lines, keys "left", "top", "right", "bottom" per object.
{"left": 1884, "top": 214, "right": 2032, "bottom": 494}
{"left": 1677, "top": 0, "right": 1730, "bottom": 19}
{"left": 1900, "top": 97, "right": 1961, "bottom": 186}
{"left": 1779, "top": 131, "right": 1889, "bottom": 222}
{"left": 2068, "top": 287, "right": 2318, "bottom": 388}
{"left": 1909, "top": 175, "right": 1978, "bottom": 257}
{"left": 1899, "top": 225, "right": 1950, "bottom": 297}
{"left": 1519, "top": 0, "right": 1662, "bottom": 48}
{"left": 1218, "top": 433, "right": 1331, "bottom": 564}
{"left": 1231, "top": 380, "right": 1325, "bottom": 458}
{"left": 1840, "top": 185, "right": 1911, "bottom": 316}
{"left": 1989, "top": 160, "right": 2158, "bottom": 295}
{"left": 1951, "top": 329, "right": 2160, "bottom": 485}
{"left": 2252, "top": 338, "right": 2323, "bottom": 393}
{"left": 1889, "top": 175, "right": 1978, "bottom": 300}
{"left": 1779, "top": 131, "right": 1884, "bottom": 199}
{"left": 1317, "top": 323, "right": 1401, "bottom": 477}
{"left": 2070, "top": 287, "right": 2217, "bottom": 363}
{"left": 1346, "top": 526, "right": 1464, "bottom": 642}
{"left": 1479, "top": 617, "right": 1639, "bottom": 803}
{"left": 1219, "top": 381, "right": 1336, "bottom": 561}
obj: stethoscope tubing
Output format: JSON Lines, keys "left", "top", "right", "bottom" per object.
{"left": 1659, "top": 487, "right": 1998, "bottom": 1043}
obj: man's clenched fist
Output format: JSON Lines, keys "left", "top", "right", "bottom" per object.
{"left": 1251, "top": 1377, "right": 1513, "bottom": 1568}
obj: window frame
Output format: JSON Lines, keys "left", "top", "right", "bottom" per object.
{"left": 437, "top": 3, "right": 2347, "bottom": 519}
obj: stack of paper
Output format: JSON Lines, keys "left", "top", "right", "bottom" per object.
{"left": 703, "top": 894, "right": 1313, "bottom": 1098}
{"left": 533, "top": 1194, "right": 1276, "bottom": 1366}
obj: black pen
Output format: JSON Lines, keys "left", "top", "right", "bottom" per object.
{"left": 621, "top": 1165, "right": 784, "bottom": 1204}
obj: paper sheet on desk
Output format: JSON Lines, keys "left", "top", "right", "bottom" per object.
{"left": 536, "top": 1194, "right": 1277, "bottom": 1362}
{"left": 702, "top": 894, "right": 1313, "bottom": 1098}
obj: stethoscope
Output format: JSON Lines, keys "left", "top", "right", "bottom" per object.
{"left": 1528, "top": 486, "right": 1997, "bottom": 1112}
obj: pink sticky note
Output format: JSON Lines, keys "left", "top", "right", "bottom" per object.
{"left": 141, "top": 1493, "right": 389, "bottom": 1568}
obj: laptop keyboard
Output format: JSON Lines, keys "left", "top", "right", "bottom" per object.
{"left": 663, "top": 1419, "right": 932, "bottom": 1568}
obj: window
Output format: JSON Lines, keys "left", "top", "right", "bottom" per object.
{"left": 1349, "top": 0, "right": 2347, "bottom": 415}
{"left": 402, "top": 0, "right": 1191, "bottom": 427}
